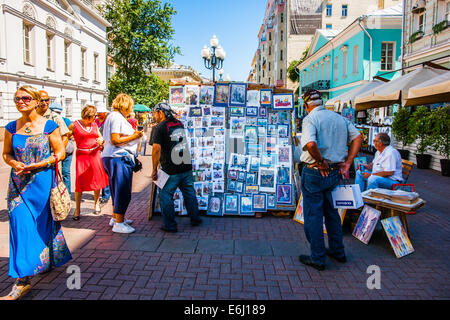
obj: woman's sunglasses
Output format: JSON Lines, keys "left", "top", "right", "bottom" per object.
{"left": 14, "top": 96, "right": 34, "bottom": 103}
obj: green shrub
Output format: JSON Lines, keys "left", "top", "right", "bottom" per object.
{"left": 409, "top": 106, "right": 433, "bottom": 154}
{"left": 429, "top": 106, "right": 450, "bottom": 159}
{"left": 392, "top": 107, "right": 414, "bottom": 148}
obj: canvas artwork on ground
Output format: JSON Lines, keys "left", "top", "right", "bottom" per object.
{"left": 352, "top": 205, "right": 381, "bottom": 244}
{"left": 381, "top": 216, "right": 415, "bottom": 258}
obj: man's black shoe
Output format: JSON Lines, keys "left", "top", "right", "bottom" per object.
{"left": 326, "top": 250, "right": 347, "bottom": 263}
{"left": 160, "top": 226, "right": 178, "bottom": 233}
{"left": 191, "top": 219, "right": 203, "bottom": 227}
{"left": 299, "top": 255, "right": 325, "bottom": 271}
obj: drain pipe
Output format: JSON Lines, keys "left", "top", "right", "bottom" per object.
{"left": 358, "top": 16, "right": 372, "bottom": 80}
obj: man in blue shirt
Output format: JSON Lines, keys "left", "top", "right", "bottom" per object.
{"left": 299, "top": 89, "right": 363, "bottom": 271}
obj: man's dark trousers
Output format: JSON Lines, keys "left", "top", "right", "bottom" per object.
{"left": 301, "top": 167, "right": 345, "bottom": 265}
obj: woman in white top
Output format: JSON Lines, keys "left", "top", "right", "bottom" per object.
{"left": 101, "top": 93, "right": 143, "bottom": 233}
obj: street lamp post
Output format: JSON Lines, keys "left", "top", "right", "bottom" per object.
{"left": 201, "top": 35, "right": 226, "bottom": 82}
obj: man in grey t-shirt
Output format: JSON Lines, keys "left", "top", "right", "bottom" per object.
{"left": 298, "top": 89, "right": 362, "bottom": 271}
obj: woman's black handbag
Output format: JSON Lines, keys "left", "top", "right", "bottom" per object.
{"left": 132, "top": 156, "right": 142, "bottom": 173}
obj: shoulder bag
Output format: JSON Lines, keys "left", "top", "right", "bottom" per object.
{"left": 50, "top": 155, "right": 71, "bottom": 221}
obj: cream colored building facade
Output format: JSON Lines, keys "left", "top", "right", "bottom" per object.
{"left": 152, "top": 63, "right": 203, "bottom": 83}
{"left": 252, "top": 0, "right": 401, "bottom": 91}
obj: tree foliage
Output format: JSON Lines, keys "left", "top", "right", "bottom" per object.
{"left": 429, "top": 106, "right": 450, "bottom": 159}
{"left": 409, "top": 106, "right": 433, "bottom": 154}
{"left": 392, "top": 107, "right": 414, "bottom": 148}
{"left": 100, "top": 0, "right": 179, "bottom": 106}
{"left": 287, "top": 46, "right": 309, "bottom": 83}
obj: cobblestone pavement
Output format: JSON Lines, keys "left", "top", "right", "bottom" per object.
{"left": 0, "top": 146, "right": 449, "bottom": 300}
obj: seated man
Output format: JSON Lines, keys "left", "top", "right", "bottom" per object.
{"left": 355, "top": 132, "right": 403, "bottom": 192}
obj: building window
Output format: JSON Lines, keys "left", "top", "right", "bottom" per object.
{"left": 342, "top": 5, "right": 348, "bottom": 17}
{"left": 321, "top": 63, "right": 324, "bottom": 80}
{"left": 81, "top": 48, "right": 87, "bottom": 79}
{"left": 418, "top": 13, "right": 425, "bottom": 32}
{"left": 107, "top": 64, "right": 113, "bottom": 79}
{"left": 46, "top": 33, "right": 54, "bottom": 71}
{"left": 381, "top": 42, "right": 394, "bottom": 71}
{"left": 23, "top": 23, "right": 33, "bottom": 65}
{"left": 280, "top": 13, "right": 284, "bottom": 23}
{"left": 269, "top": 46, "right": 271, "bottom": 56}
{"left": 65, "top": 99, "right": 73, "bottom": 118}
{"left": 269, "top": 62, "right": 271, "bottom": 71}
{"left": 343, "top": 51, "right": 348, "bottom": 78}
{"left": 326, "top": 4, "right": 332, "bottom": 17}
{"left": 334, "top": 56, "right": 338, "bottom": 81}
{"left": 378, "top": 0, "right": 384, "bottom": 9}
{"left": 280, "top": 49, "right": 283, "bottom": 61}
{"left": 446, "top": 1, "right": 450, "bottom": 22}
{"left": 353, "top": 45, "right": 358, "bottom": 73}
{"left": 327, "top": 59, "right": 331, "bottom": 80}
{"left": 280, "top": 68, "right": 283, "bottom": 80}
{"left": 281, "top": 30, "right": 284, "bottom": 41}
{"left": 326, "top": 24, "right": 332, "bottom": 29}
{"left": 64, "top": 41, "right": 71, "bottom": 75}
{"left": 269, "top": 32, "right": 271, "bottom": 41}
{"left": 94, "top": 53, "right": 99, "bottom": 82}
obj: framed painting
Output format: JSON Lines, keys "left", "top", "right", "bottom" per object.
{"left": 352, "top": 205, "right": 381, "bottom": 244}
{"left": 224, "top": 193, "right": 239, "bottom": 215}
{"left": 237, "top": 171, "right": 246, "bottom": 182}
{"left": 293, "top": 194, "right": 304, "bottom": 224}
{"left": 207, "top": 194, "right": 223, "bottom": 216}
{"left": 267, "top": 194, "right": 277, "bottom": 209}
{"left": 200, "top": 85, "right": 215, "bottom": 105}
{"left": 260, "top": 89, "right": 272, "bottom": 107}
{"left": 249, "top": 156, "right": 260, "bottom": 172}
{"left": 259, "top": 168, "right": 276, "bottom": 193}
{"left": 235, "top": 181, "right": 244, "bottom": 193}
{"left": 185, "top": 85, "right": 200, "bottom": 106}
{"left": 189, "top": 106, "right": 203, "bottom": 118}
{"left": 381, "top": 216, "right": 415, "bottom": 258}
{"left": 229, "top": 83, "right": 247, "bottom": 107}
{"left": 214, "top": 83, "right": 230, "bottom": 107}
{"left": 252, "top": 193, "right": 267, "bottom": 212}
{"left": 230, "top": 106, "right": 245, "bottom": 117}
{"left": 229, "top": 117, "right": 246, "bottom": 138}
{"left": 278, "top": 124, "right": 289, "bottom": 138}
{"left": 244, "top": 126, "right": 258, "bottom": 143}
{"left": 240, "top": 195, "right": 255, "bottom": 216}
{"left": 198, "top": 196, "right": 209, "bottom": 211}
{"left": 247, "top": 90, "right": 260, "bottom": 107}
{"left": 245, "top": 185, "right": 259, "bottom": 194}
{"left": 276, "top": 166, "right": 291, "bottom": 184}
{"left": 259, "top": 107, "right": 267, "bottom": 118}
{"left": 169, "top": 86, "right": 185, "bottom": 107}
{"left": 203, "top": 106, "right": 211, "bottom": 116}
{"left": 212, "top": 181, "right": 225, "bottom": 193}
{"left": 273, "top": 93, "right": 294, "bottom": 110}
{"left": 276, "top": 184, "right": 293, "bottom": 205}
{"left": 245, "top": 172, "right": 257, "bottom": 185}
{"left": 246, "top": 106, "right": 259, "bottom": 117}
{"left": 227, "top": 179, "right": 237, "bottom": 192}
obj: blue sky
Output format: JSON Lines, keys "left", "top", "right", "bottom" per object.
{"left": 168, "top": 0, "right": 266, "bottom": 82}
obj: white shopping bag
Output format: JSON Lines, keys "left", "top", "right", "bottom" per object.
{"left": 331, "top": 184, "right": 364, "bottom": 209}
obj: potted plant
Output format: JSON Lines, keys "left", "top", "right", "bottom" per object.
{"left": 409, "top": 106, "right": 433, "bottom": 169}
{"left": 392, "top": 107, "right": 414, "bottom": 160}
{"left": 430, "top": 106, "right": 450, "bottom": 176}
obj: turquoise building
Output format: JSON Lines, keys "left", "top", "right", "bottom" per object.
{"left": 298, "top": 4, "right": 403, "bottom": 106}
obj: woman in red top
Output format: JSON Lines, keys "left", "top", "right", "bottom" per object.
{"left": 69, "top": 105, "right": 109, "bottom": 220}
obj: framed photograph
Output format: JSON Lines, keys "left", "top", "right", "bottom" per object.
{"left": 237, "top": 171, "right": 246, "bottom": 182}
{"left": 246, "top": 106, "right": 259, "bottom": 117}
{"left": 200, "top": 86, "right": 215, "bottom": 105}
{"left": 276, "top": 166, "right": 291, "bottom": 184}
{"left": 252, "top": 194, "right": 267, "bottom": 212}
{"left": 259, "top": 107, "right": 267, "bottom": 118}
{"left": 169, "top": 86, "right": 185, "bottom": 106}
{"left": 185, "top": 85, "right": 200, "bottom": 106}
{"left": 278, "top": 146, "right": 291, "bottom": 164}
{"left": 260, "top": 89, "right": 273, "bottom": 107}
{"left": 353, "top": 205, "right": 381, "bottom": 244}
{"left": 250, "top": 156, "right": 260, "bottom": 172}
{"left": 259, "top": 168, "right": 276, "bottom": 193}
{"left": 381, "top": 216, "right": 415, "bottom": 258}
{"left": 230, "top": 106, "right": 245, "bottom": 117}
{"left": 207, "top": 195, "right": 223, "bottom": 216}
{"left": 240, "top": 196, "right": 255, "bottom": 216}
{"left": 227, "top": 179, "right": 237, "bottom": 192}
{"left": 230, "top": 117, "right": 246, "bottom": 138}
{"left": 273, "top": 93, "right": 294, "bottom": 110}
{"left": 245, "top": 172, "right": 257, "bottom": 185}
{"left": 235, "top": 181, "right": 244, "bottom": 193}
{"left": 214, "top": 83, "right": 230, "bottom": 107}
{"left": 278, "top": 124, "right": 289, "bottom": 138}
{"left": 198, "top": 196, "right": 209, "bottom": 211}
{"left": 245, "top": 185, "right": 259, "bottom": 194}
{"left": 229, "top": 83, "right": 247, "bottom": 107}
{"left": 276, "top": 184, "right": 293, "bottom": 205}
{"left": 267, "top": 194, "right": 277, "bottom": 209}
{"left": 189, "top": 107, "right": 203, "bottom": 117}
{"left": 267, "top": 124, "right": 277, "bottom": 137}
{"left": 224, "top": 193, "right": 239, "bottom": 215}
{"left": 244, "top": 126, "right": 258, "bottom": 143}
{"left": 246, "top": 90, "right": 260, "bottom": 106}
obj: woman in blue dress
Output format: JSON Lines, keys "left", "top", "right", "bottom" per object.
{"left": 1, "top": 86, "right": 72, "bottom": 300}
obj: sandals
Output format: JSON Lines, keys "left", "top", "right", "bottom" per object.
{"left": 73, "top": 214, "right": 81, "bottom": 221}
{"left": 0, "top": 279, "right": 32, "bottom": 300}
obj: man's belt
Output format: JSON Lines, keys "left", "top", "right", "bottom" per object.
{"left": 306, "top": 161, "right": 342, "bottom": 171}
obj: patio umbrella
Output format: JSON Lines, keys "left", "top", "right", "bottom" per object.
{"left": 134, "top": 104, "right": 151, "bottom": 112}
{"left": 354, "top": 66, "right": 448, "bottom": 111}
{"left": 404, "top": 71, "right": 450, "bottom": 106}
{"left": 325, "top": 80, "right": 385, "bottom": 112}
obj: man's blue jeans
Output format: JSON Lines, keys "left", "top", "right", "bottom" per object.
{"left": 61, "top": 153, "right": 73, "bottom": 195}
{"left": 102, "top": 185, "right": 111, "bottom": 200}
{"left": 355, "top": 170, "right": 401, "bottom": 192}
{"left": 301, "top": 167, "right": 345, "bottom": 265}
{"left": 159, "top": 170, "right": 200, "bottom": 230}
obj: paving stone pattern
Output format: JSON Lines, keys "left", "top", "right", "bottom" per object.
{"left": 0, "top": 151, "right": 449, "bottom": 300}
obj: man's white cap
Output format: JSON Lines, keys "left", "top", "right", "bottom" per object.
{"left": 97, "top": 105, "right": 110, "bottom": 113}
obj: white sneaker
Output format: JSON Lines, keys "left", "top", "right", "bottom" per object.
{"left": 109, "top": 218, "right": 133, "bottom": 227}
{"left": 112, "top": 222, "right": 135, "bottom": 234}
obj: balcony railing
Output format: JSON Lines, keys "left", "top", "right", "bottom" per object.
{"left": 301, "top": 80, "right": 330, "bottom": 93}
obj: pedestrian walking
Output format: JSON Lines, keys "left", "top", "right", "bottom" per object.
{"left": 68, "top": 105, "right": 109, "bottom": 221}
{"left": 95, "top": 105, "right": 111, "bottom": 204}
{"left": 1, "top": 85, "right": 71, "bottom": 300}
{"left": 101, "top": 93, "right": 143, "bottom": 233}
{"left": 298, "top": 89, "right": 363, "bottom": 271}
{"left": 151, "top": 102, "right": 202, "bottom": 233}
{"left": 128, "top": 112, "right": 138, "bottom": 130}
{"left": 50, "top": 102, "right": 75, "bottom": 195}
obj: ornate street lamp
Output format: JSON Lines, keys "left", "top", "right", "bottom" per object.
{"left": 201, "top": 35, "right": 226, "bottom": 82}
{"left": 218, "top": 69, "right": 224, "bottom": 81}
